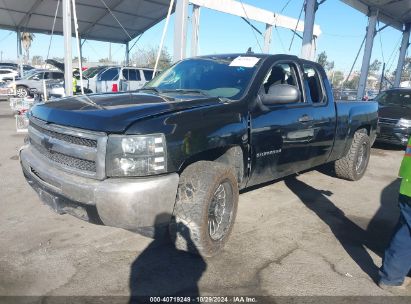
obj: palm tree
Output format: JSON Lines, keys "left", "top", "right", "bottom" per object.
{"left": 21, "top": 32, "right": 35, "bottom": 63}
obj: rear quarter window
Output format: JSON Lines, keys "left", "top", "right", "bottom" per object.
{"left": 303, "top": 64, "right": 327, "bottom": 104}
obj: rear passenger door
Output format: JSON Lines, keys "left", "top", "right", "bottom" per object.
{"left": 249, "top": 61, "right": 316, "bottom": 186}
{"left": 302, "top": 63, "right": 337, "bottom": 167}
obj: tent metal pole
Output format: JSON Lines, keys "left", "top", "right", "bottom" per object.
{"left": 357, "top": 10, "right": 378, "bottom": 100}
{"left": 79, "top": 38, "right": 84, "bottom": 64}
{"left": 301, "top": 0, "right": 316, "bottom": 60}
{"left": 394, "top": 24, "right": 410, "bottom": 87}
{"left": 63, "top": 0, "right": 73, "bottom": 96}
{"left": 125, "top": 42, "right": 129, "bottom": 66}
{"left": 173, "top": 0, "right": 189, "bottom": 62}
{"left": 17, "top": 30, "right": 23, "bottom": 77}
{"left": 191, "top": 4, "right": 200, "bottom": 57}
{"left": 263, "top": 24, "right": 272, "bottom": 53}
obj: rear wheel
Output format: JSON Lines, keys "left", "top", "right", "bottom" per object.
{"left": 334, "top": 129, "right": 371, "bottom": 181}
{"left": 170, "top": 161, "right": 239, "bottom": 257}
{"left": 16, "top": 86, "right": 29, "bottom": 98}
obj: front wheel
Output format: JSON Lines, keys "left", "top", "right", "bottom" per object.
{"left": 15, "top": 86, "right": 29, "bottom": 98}
{"left": 170, "top": 161, "right": 239, "bottom": 257}
{"left": 334, "top": 129, "right": 371, "bottom": 181}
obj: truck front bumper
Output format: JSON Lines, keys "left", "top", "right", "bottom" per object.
{"left": 20, "top": 146, "right": 179, "bottom": 236}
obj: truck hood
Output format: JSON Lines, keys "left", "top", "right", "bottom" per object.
{"left": 30, "top": 92, "right": 221, "bottom": 133}
{"left": 378, "top": 104, "right": 411, "bottom": 120}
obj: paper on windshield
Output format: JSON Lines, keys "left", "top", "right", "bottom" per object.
{"left": 229, "top": 56, "right": 260, "bottom": 68}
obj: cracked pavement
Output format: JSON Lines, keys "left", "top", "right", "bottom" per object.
{"left": 0, "top": 100, "right": 406, "bottom": 297}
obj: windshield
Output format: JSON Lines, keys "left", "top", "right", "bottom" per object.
{"left": 83, "top": 67, "right": 105, "bottom": 78}
{"left": 375, "top": 90, "right": 411, "bottom": 107}
{"left": 145, "top": 57, "right": 261, "bottom": 99}
{"left": 23, "top": 70, "right": 40, "bottom": 79}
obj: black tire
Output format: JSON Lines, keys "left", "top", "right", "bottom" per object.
{"left": 170, "top": 161, "right": 239, "bottom": 257}
{"left": 15, "top": 86, "right": 29, "bottom": 98}
{"left": 334, "top": 129, "right": 371, "bottom": 181}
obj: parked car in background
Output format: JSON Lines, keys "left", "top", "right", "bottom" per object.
{"left": 0, "top": 63, "right": 35, "bottom": 75}
{"left": 5, "top": 69, "right": 64, "bottom": 97}
{"left": 0, "top": 62, "right": 35, "bottom": 70}
{"left": 376, "top": 88, "right": 411, "bottom": 146}
{"left": 340, "top": 89, "right": 357, "bottom": 100}
{"left": 0, "top": 68, "right": 18, "bottom": 82}
{"left": 82, "top": 66, "right": 109, "bottom": 93}
{"left": 95, "top": 66, "right": 156, "bottom": 93}
{"left": 366, "top": 90, "right": 379, "bottom": 100}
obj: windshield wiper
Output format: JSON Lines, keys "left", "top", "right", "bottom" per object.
{"left": 162, "top": 89, "right": 210, "bottom": 96}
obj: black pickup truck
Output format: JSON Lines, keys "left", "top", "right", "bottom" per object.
{"left": 20, "top": 54, "right": 378, "bottom": 256}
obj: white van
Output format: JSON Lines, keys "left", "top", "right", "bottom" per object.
{"left": 95, "top": 67, "right": 157, "bottom": 93}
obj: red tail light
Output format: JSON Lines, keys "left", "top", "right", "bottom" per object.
{"left": 112, "top": 84, "right": 118, "bottom": 92}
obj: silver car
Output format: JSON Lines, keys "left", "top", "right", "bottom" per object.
{"left": 7, "top": 69, "right": 64, "bottom": 98}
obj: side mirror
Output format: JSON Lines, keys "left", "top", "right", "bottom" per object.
{"left": 261, "top": 84, "right": 301, "bottom": 105}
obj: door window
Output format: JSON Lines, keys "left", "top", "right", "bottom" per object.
{"left": 99, "top": 68, "right": 119, "bottom": 81}
{"left": 303, "top": 64, "right": 326, "bottom": 104}
{"left": 260, "top": 62, "right": 303, "bottom": 102}
{"left": 28, "top": 72, "right": 44, "bottom": 80}
{"left": 122, "top": 69, "right": 141, "bottom": 81}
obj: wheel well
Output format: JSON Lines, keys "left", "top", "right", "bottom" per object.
{"left": 179, "top": 146, "right": 245, "bottom": 187}
{"left": 356, "top": 126, "right": 370, "bottom": 135}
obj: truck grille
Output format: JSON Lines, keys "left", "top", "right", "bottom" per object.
{"left": 31, "top": 140, "right": 97, "bottom": 172}
{"left": 28, "top": 117, "right": 107, "bottom": 179}
{"left": 378, "top": 117, "right": 399, "bottom": 126}
{"left": 377, "top": 132, "right": 401, "bottom": 143}
{"left": 30, "top": 122, "right": 98, "bottom": 148}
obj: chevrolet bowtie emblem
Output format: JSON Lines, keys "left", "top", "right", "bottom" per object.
{"left": 41, "top": 137, "right": 53, "bottom": 150}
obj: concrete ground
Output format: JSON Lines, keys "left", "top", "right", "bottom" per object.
{"left": 0, "top": 99, "right": 407, "bottom": 298}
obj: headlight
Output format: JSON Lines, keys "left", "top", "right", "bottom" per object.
{"left": 106, "top": 134, "right": 166, "bottom": 177}
{"left": 397, "top": 118, "right": 411, "bottom": 128}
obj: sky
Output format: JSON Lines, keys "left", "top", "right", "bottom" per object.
{"left": 0, "top": 0, "right": 405, "bottom": 74}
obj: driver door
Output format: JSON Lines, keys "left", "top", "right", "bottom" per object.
{"left": 249, "top": 61, "right": 315, "bottom": 186}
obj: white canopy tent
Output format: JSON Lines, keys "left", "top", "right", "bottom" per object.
{"left": 0, "top": 0, "right": 172, "bottom": 43}
{"left": 0, "top": 0, "right": 173, "bottom": 95}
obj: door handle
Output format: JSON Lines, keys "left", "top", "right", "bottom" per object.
{"left": 298, "top": 115, "right": 313, "bottom": 123}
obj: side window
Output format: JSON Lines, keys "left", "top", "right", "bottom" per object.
{"left": 29, "top": 72, "right": 44, "bottom": 80}
{"left": 100, "top": 68, "right": 119, "bottom": 81}
{"left": 303, "top": 64, "right": 326, "bottom": 104}
{"left": 261, "top": 62, "right": 302, "bottom": 102}
{"left": 122, "top": 69, "right": 141, "bottom": 81}
{"left": 143, "top": 70, "right": 154, "bottom": 81}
